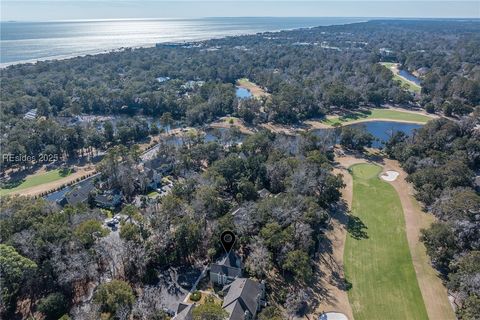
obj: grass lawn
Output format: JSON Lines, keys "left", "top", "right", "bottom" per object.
{"left": 380, "top": 62, "right": 421, "bottom": 93}
{"left": 322, "top": 108, "right": 432, "bottom": 126}
{"left": 147, "top": 191, "right": 160, "bottom": 199}
{"left": 0, "top": 168, "right": 72, "bottom": 196}
{"left": 344, "top": 163, "right": 428, "bottom": 320}
{"left": 101, "top": 208, "right": 113, "bottom": 218}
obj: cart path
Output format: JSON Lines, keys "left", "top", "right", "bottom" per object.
{"left": 381, "top": 159, "right": 456, "bottom": 320}
{"left": 312, "top": 156, "right": 364, "bottom": 320}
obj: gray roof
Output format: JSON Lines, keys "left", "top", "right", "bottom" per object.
{"left": 63, "top": 179, "right": 95, "bottom": 205}
{"left": 222, "top": 278, "right": 261, "bottom": 319}
{"left": 219, "top": 251, "right": 242, "bottom": 268}
{"left": 94, "top": 191, "right": 122, "bottom": 208}
{"left": 257, "top": 188, "right": 272, "bottom": 198}
{"left": 210, "top": 264, "right": 243, "bottom": 278}
{"left": 223, "top": 300, "right": 248, "bottom": 320}
{"left": 144, "top": 167, "right": 156, "bottom": 179}
{"left": 211, "top": 251, "right": 243, "bottom": 278}
{"left": 174, "top": 303, "right": 193, "bottom": 320}
{"left": 474, "top": 176, "right": 480, "bottom": 187}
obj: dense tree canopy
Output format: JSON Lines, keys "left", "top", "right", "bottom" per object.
{"left": 386, "top": 116, "right": 480, "bottom": 319}
{"left": 2, "top": 20, "right": 479, "bottom": 171}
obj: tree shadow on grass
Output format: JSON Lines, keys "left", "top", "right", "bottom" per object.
{"left": 59, "top": 168, "right": 72, "bottom": 177}
{"left": 347, "top": 215, "right": 369, "bottom": 240}
{"left": 1, "top": 179, "right": 25, "bottom": 189}
{"left": 338, "top": 110, "right": 372, "bottom": 122}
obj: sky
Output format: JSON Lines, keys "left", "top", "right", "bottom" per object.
{"left": 1, "top": 0, "right": 479, "bottom": 21}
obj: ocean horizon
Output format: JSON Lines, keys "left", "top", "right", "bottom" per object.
{"left": 0, "top": 17, "right": 367, "bottom": 67}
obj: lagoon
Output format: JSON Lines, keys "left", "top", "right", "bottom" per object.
{"left": 350, "top": 121, "right": 422, "bottom": 147}
{"left": 398, "top": 69, "right": 421, "bottom": 85}
{"left": 313, "top": 120, "right": 423, "bottom": 148}
{"left": 236, "top": 87, "right": 252, "bottom": 99}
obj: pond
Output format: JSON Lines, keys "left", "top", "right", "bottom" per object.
{"left": 398, "top": 70, "right": 421, "bottom": 86}
{"left": 313, "top": 120, "right": 422, "bottom": 148}
{"left": 236, "top": 87, "right": 252, "bottom": 99}
{"left": 350, "top": 121, "right": 422, "bottom": 148}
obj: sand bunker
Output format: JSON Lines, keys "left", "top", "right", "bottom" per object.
{"left": 319, "top": 312, "right": 349, "bottom": 320}
{"left": 381, "top": 170, "right": 399, "bottom": 181}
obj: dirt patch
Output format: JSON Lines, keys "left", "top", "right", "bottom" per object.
{"left": 311, "top": 154, "right": 365, "bottom": 320}
{"left": 304, "top": 120, "right": 334, "bottom": 130}
{"left": 260, "top": 122, "right": 298, "bottom": 136}
{"left": 209, "top": 117, "right": 255, "bottom": 135}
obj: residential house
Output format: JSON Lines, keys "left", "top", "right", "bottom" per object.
{"left": 210, "top": 251, "right": 243, "bottom": 286}
{"left": 59, "top": 179, "right": 95, "bottom": 206}
{"left": 173, "top": 303, "right": 193, "bottom": 320}
{"left": 144, "top": 167, "right": 162, "bottom": 189}
{"left": 416, "top": 67, "right": 429, "bottom": 77}
{"left": 94, "top": 190, "right": 122, "bottom": 210}
{"left": 257, "top": 188, "right": 272, "bottom": 199}
{"left": 24, "top": 109, "right": 37, "bottom": 120}
{"left": 144, "top": 157, "right": 174, "bottom": 175}
{"left": 222, "top": 278, "right": 266, "bottom": 320}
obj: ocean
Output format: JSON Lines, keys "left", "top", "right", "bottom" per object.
{"left": 0, "top": 17, "right": 365, "bottom": 66}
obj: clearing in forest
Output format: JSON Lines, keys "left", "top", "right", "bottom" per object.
{"left": 343, "top": 163, "right": 428, "bottom": 320}
{"left": 236, "top": 78, "right": 270, "bottom": 98}
{"left": 380, "top": 62, "right": 422, "bottom": 93}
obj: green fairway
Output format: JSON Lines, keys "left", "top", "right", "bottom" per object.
{"left": 322, "top": 108, "right": 432, "bottom": 126}
{"left": 380, "top": 62, "right": 421, "bottom": 93}
{"left": 0, "top": 168, "right": 72, "bottom": 196}
{"left": 344, "top": 163, "right": 428, "bottom": 320}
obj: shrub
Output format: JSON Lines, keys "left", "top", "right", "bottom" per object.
{"left": 93, "top": 280, "right": 135, "bottom": 314}
{"left": 425, "top": 103, "right": 435, "bottom": 113}
{"left": 190, "top": 290, "right": 202, "bottom": 302}
{"left": 37, "top": 292, "right": 68, "bottom": 320}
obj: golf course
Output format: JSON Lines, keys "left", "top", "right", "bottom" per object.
{"left": 0, "top": 168, "right": 72, "bottom": 196}
{"left": 321, "top": 108, "right": 432, "bottom": 126}
{"left": 380, "top": 62, "right": 422, "bottom": 93}
{"left": 344, "top": 163, "right": 428, "bottom": 320}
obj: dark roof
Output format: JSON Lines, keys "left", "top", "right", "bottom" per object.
{"left": 63, "top": 179, "right": 95, "bottom": 205}
{"left": 220, "top": 251, "right": 242, "bottom": 268}
{"left": 175, "top": 303, "right": 193, "bottom": 320}
{"left": 211, "top": 251, "right": 243, "bottom": 278}
{"left": 210, "top": 264, "right": 243, "bottom": 278}
{"left": 222, "top": 278, "right": 261, "bottom": 319}
{"left": 144, "top": 167, "right": 155, "bottom": 179}
{"left": 94, "top": 191, "right": 122, "bottom": 208}
{"left": 223, "top": 300, "right": 247, "bottom": 320}
{"left": 257, "top": 188, "right": 272, "bottom": 198}
{"left": 145, "top": 157, "right": 168, "bottom": 170}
